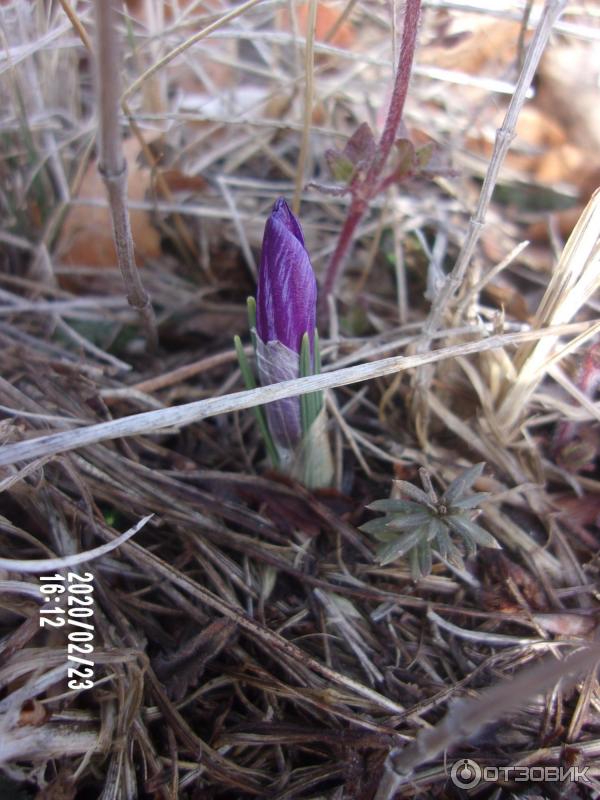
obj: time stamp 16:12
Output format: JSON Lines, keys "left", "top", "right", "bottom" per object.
{"left": 39, "top": 572, "right": 96, "bottom": 691}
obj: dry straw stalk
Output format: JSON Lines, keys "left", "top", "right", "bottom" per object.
{"left": 495, "top": 188, "right": 600, "bottom": 437}
{"left": 0, "top": 321, "right": 597, "bottom": 468}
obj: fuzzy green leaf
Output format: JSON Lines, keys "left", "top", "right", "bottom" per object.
{"left": 442, "top": 463, "right": 485, "bottom": 504}
{"left": 447, "top": 515, "right": 500, "bottom": 549}
{"left": 434, "top": 525, "right": 451, "bottom": 560}
{"left": 325, "top": 149, "right": 355, "bottom": 182}
{"left": 416, "top": 142, "right": 434, "bottom": 169}
{"left": 394, "top": 138, "right": 417, "bottom": 179}
{"left": 376, "top": 527, "right": 425, "bottom": 565}
{"left": 393, "top": 481, "right": 433, "bottom": 506}
{"left": 426, "top": 516, "right": 445, "bottom": 542}
{"left": 417, "top": 537, "right": 432, "bottom": 576}
{"left": 367, "top": 498, "right": 426, "bottom": 514}
{"left": 386, "top": 511, "right": 432, "bottom": 531}
{"left": 299, "top": 332, "right": 323, "bottom": 435}
{"left": 446, "top": 541, "right": 465, "bottom": 570}
{"left": 234, "top": 335, "right": 279, "bottom": 468}
{"left": 369, "top": 529, "right": 403, "bottom": 543}
{"left": 246, "top": 296, "right": 257, "bottom": 331}
{"left": 360, "top": 517, "right": 395, "bottom": 537}
{"left": 450, "top": 492, "right": 489, "bottom": 510}
{"left": 409, "top": 546, "right": 421, "bottom": 581}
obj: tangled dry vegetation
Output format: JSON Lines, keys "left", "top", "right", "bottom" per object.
{"left": 1, "top": 1, "right": 599, "bottom": 798}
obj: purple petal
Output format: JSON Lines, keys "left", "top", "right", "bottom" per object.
{"left": 256, "top": 198, "right": 317, "bottom": 354}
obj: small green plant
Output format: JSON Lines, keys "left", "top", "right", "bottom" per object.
{"left": 360, "top": 463, "right": 500, "bottom": 579}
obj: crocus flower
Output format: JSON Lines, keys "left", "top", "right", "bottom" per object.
{"left": 256, "top": 198, "right": 317, "bottom": 355}
{"left": 254, "top": 198, "right": 318, "bottom": 462}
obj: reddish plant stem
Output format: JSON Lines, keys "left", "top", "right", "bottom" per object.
{"left": 322, "top": 0, "right": 422, "bottom": 299}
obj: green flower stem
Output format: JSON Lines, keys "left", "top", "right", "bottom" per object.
{"left": 299, "top": 332, "right": 323, "bottom": 435}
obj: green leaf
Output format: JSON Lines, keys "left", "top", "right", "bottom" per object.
{"left": 370, "top": 529, "right": 404, "bottom": 543}
{"left": 234, "top": 335, "right": 279, "bottom": 468}
{"left": 376, "top": 527, "right": 425, "bottom": 565}
{"left": 394, "top": 138, "right": 416, "bottom": 179}
{"left": 450, "top": 492, "right": 489, "bottom": 510}
{"left": 409, "top": 546, "right": 421, "bottom": 581}
{"left": 299, "top": 332, "right": 322, "bottom": 435}
{"left": 367, "top": 498, "right": 426, "bottom": 514}
{"left": 434, "top": 525, "right": 451, "bottom": 560}
{"left": 311, "top": 329, "right": 323, "bottom": 417}
{"left": 247, "top": 297, "right": 258, "bottom": 351}
{"left": 442, "top": 463, "right": 485, "bottom": 505}
{"left": 416, "top": 142, "right": 434, "bottom": 169}
{"left": 246, "top": 296, "right": 257, "bottom": 330}
{"left": 447, "top": 515, "right": 500, "bottom": 549}
{"left": 446, "top": 541, "right": 465, "bottom": 570}
{"left": 386, "top": 511, "right": 432, "bottom": 531}
{"left": 300, "top": 332, "right": 312, "bottom": 434}
{"left": 393, "top": 481, "right": 433, "bottom": 506}
{"left": 314, "top": 329, "right": 322, "bottom": 374}
{"left": 360, "top": 517, "right": 395, "bottom": 537}
{"left": 426, "top": 517, "right": 445, "bottom": 542}
{"left": 325, "top": 149, "right": 355, "bottom": 182}
{"left": 417, "top": 537, "right": 432, "bottom": 577}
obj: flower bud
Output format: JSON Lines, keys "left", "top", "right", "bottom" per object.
{"left": 256, "top": 198, "right": 317, "bottom": 355}
{"left": 253, "top": 198, "right": 317, "bottom": 461}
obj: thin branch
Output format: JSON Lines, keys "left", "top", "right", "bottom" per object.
{"left": 94, "top": 0, "right": 157, "bottom": 351}
{"left": 292, "top": 0, "right": 316, "bottom": 216}
{"left": 322, "top": 0, "right": 422, "bottom": 298}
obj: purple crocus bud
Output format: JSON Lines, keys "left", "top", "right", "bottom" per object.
{"left": 256, "top": 198, "right": 317, "bottom": 354}
{"left": 254, "top": 198, "right": 317, "bottom": 462}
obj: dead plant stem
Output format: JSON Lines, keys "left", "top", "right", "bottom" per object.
{"left": 292, "top": 0, "right": 316, "bottom": 216}
{"left": 94, "top": 0, "right": 157, "bottom": 351}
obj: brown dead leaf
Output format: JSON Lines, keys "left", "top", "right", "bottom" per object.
{"left": 467, "top": 106, "right": 569, "bottom": 180}
{"left": 35, "top": 769, "right": 76, "bottom": 800}
{"left": 479, "top": 550, "right": 546, "bottom": 613}
{"left": 18, "top": 698, "right": 49, "bottom": 727}
{"left": 57, "top": 138, "right": 161, "bottom": 271}
{"left": 278, "top": 2, "right": 356, "bottom": 56}
{"left": 158, "top": 169, "right": 209, "bottom": 194}
{"left": 422, "top": 19, "right": 523, "bottom": 74}
{"left": 532, "top": 613, "right": 596, "bottom": 637}
{"left": 153, "top": 619, "right": 237, "bottom": 702}
{"left": 125, "top": 0, "right": 234, "bottom": 93}
{"left": 527, "top": 165, "right": 600, "bottom": 243}
{"left": 483, "top": 278, "right": 530, "bottom": 322}
{"left": 537, "top": 43, "right": 600, "bottom": 153}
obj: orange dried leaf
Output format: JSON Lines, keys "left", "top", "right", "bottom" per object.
{"left": 57, "top": 138, "right": 161, "bottom": 271}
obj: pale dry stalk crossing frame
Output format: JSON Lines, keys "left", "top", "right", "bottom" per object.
{"left": 0, "top": 320, "right": 597, "bottom": 467}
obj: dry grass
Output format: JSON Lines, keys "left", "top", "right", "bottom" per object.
{"left": 0, "top": 1, "right": 599, "bottom": 798}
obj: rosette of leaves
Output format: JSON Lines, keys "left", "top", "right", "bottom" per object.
{"left": 360, "top": 464, "right": 500, "bottom": 579}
